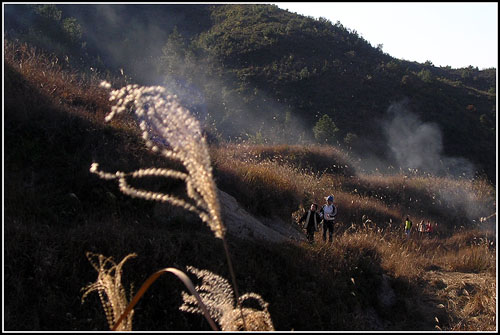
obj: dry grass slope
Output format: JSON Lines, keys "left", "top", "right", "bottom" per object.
{"left": 3, "top": 39, "right": 496, "bottom": 331}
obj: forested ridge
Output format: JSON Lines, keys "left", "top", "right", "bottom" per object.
{"left": 5, "top": 4, "right": 496, "bottom": 181}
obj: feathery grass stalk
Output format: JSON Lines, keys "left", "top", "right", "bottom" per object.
{"left": 93, "top": 82, "right": 224, "bottom": 238}
{"left": 91, "top": 81, "right": 246, "bottom": 327}
{"left": 82, "top": 253, "right": 273, "bottom": 331}
{"left": 180, "top": 266, "right": 274, "bottom": 331}
{"left": 81, "top": 252, "right": 137, "bottom": 331}
{"left": 222, "top": 237, "right": 247, "bottom": 330}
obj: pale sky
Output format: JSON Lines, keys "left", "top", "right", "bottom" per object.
{"left": 274, "top": 2, "right": 498, "bottom": 70}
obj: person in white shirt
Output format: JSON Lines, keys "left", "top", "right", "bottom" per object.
{"left": 320, "top": 195, "right": 337, "bottom": 242}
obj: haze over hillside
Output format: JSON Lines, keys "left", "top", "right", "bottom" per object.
{"left": 4, "top": 3, "right": 496, "bottom": 183}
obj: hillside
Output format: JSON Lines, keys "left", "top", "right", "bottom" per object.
{"left": 3, "top": 4, "right": 497, "bottom": 332}
{"left": 3, "top": 37, "right": 497, "bottom": 331}
{"left": 4, "top": 3, "right": 496, "bottom": 183}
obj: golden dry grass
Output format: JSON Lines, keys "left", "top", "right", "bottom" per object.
{"left": 81, "top": 253, "right": 136, "bottom": 331}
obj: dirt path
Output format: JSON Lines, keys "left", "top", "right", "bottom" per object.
{"left": 218, "top": 189, "right": 306, "bottom": 243}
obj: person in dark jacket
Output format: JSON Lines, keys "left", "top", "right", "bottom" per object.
{"left": 299, "top": 203, "right": 321, "bottom": 244}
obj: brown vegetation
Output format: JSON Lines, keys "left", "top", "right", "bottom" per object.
{"left": 4, "top": 39, "right": 496, "bottom": 331}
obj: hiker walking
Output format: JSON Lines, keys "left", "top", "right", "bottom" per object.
{"left": 425, "top": 220, "right": 433, "bottom": 236}
{"left": 320, "top": 195, "right": 337, "bottom": 242}
{"left": 418, "top": 220, "right": 425, "bottom": 237}
{"left": 299, "top": 203, "right": 321, "bottom": 244}
{"left": 404, "top": 216, "right": 413, "bottom": 238}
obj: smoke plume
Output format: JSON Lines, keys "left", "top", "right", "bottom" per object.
{"left": 382, "top": 100, "right": 495, "bottom": 227}
{"left": 383, "top": 99, "right": 476, "bottom": 178}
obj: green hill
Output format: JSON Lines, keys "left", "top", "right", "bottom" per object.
{"left": 4, "top": 3, "right": 496, "bottom": 182}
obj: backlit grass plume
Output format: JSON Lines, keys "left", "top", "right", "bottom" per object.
{"left": 81, "top": 252, "right": 136, "bottom": 331}
{"left": 180, "top": 266, "right": 275, "bottom": 331}
{"left": 91, "top": 81, "right": 246, "bottom": 327}
{"left": 91, "top": 81, "right": 224, "bottom": 239}
{"left": 81, "top": 253, "right": 272, "bottom": 331}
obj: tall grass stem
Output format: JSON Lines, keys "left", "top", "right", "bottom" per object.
{"left": 111, "top": 267, "right": 219, "bottom": 331}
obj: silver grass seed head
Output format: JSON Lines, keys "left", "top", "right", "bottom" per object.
{"left": 92, "top": 82, "right": 226, "bottom": 239}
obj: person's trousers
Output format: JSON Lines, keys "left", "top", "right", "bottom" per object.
{"left": 323, "top": 220, "right": 334, "bottom": 242}
{"left": 306, "top": 228, "right": 315, "bottom": 243}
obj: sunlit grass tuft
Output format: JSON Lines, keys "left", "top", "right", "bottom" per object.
{"left": 81, "top": 252, "right": 136, "bottom": 331}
